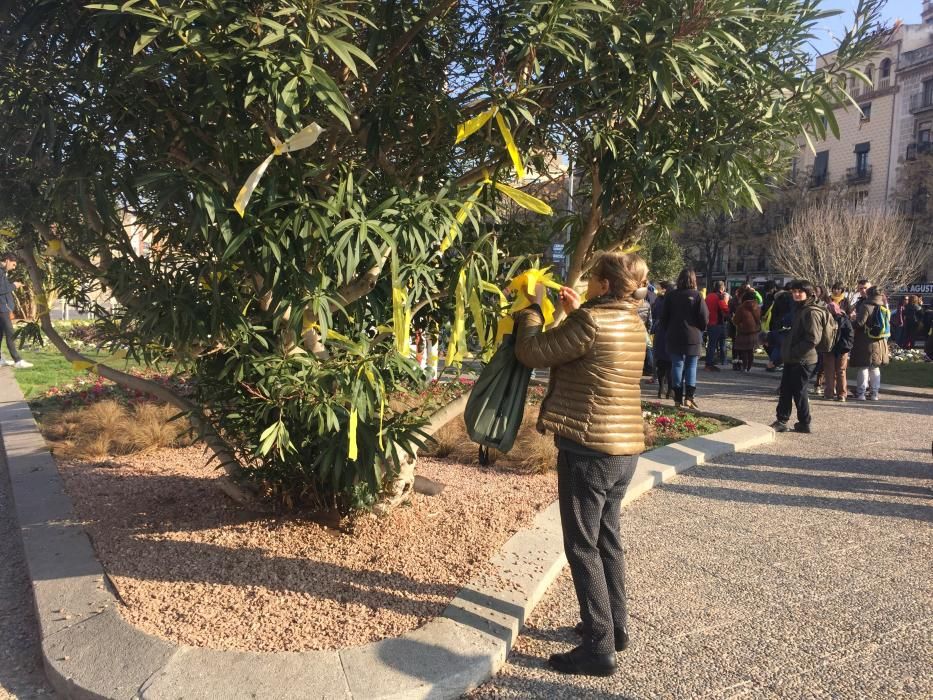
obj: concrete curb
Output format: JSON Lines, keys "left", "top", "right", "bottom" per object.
{"left": 1, "top": 371, "right": 774, "bottom": 699}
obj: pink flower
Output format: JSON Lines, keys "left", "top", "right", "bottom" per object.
{"left": 655, "top": 415, "right": 673, "bottom": 426}
{"left": 683, "top": 420, "right": 697, "bottom": 431}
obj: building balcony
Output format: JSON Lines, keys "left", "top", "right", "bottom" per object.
{"left": 907, "top": 142, "right": 933, "bottom": 160}
{"left": 809, "top": 172, "right": 829, "bottom": 188}
{"left": 846, "top": 165, "right": 872, "bottom": 183}
{"left": 909, "top": 93, "right": 933, "bottom": 114}
{"left": 902, "top": 43, "right": 933, "bottom": 71}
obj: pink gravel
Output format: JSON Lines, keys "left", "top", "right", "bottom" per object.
{"left": 56, "top": 444, "right": 557, "bottom": 652}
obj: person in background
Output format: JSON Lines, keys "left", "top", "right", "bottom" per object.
{"left": 661, "top": 268, "right": 709, "bottom": 408}
{"left": 0, "top": 253, "right": 33, "bottom": 369}
{"left": 849, "top": 279, "right": 870, "bottom": 316}
{"left": 924, "top": 303, "right": 933, "bottom": 361}
{"left": 810, "top": 285, "right": 829, "bottom": 397}
{"left": 514, "top": 252, "right": 649, "bottom": 677}
{"left": 829, "top": 282, "right": 850, "bottom": 316}
{"left": 850, "top": 286, "right": 890, "bottom": 400}
{"left": 891, "top": 296, "right": 907, "bottom": 348}
{"left": 760, "top": 281, "right": 778, "bottom": 365}
{"left": 771, "top": 280, "right": 822, "bottom": 434}
{"left": 704, "top": 281, "right": 729, "bottom": 372}
{"left": 638, "top": 297, "right": 654, "bottom": 383}
{"left": 903, "top": 295, "right": 923, "bottom": 350}
{"left": 823, "top": 301, "right": 853, "bottom": 401}
{"left": 731, "top": 288, "right": 761, "bottom": 372}
{"left": 727, "top": 286, "right": 742, "bottom": 371}
{"left": 766, "top": 282, "right": 794, "bottom": 372}
{"left": 651, "top": 282, "right": 673, "bottom": 399}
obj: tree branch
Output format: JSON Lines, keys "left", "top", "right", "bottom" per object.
{"left": 18, "top": 237, "right": 260, "bottom": 507}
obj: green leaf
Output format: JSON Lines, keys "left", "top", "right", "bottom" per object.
{"left": 132, "top": 28, "right": 161, "bottom": 55}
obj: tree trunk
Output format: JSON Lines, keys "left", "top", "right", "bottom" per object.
{"left": 19, "top": 239, "right": 261, "bottom": 508}
{"left": 372, "top": 389, "right": 472, "bottom": 516}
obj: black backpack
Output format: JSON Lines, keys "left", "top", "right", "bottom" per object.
{"left": 463, "top": 334, "right": 532, "bottom": 463}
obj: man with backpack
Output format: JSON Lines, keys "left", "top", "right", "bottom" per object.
{"left": 850, "top": 286, "right": 890, "bottom": 400}
{"left": 772, "top": 280, "right": 831, "bottom": 434}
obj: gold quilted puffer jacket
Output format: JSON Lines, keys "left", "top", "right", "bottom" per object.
{"left": 514, "top": 295, "right": 647, "bottom": 456}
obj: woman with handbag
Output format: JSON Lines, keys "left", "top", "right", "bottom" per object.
{"left": 513, "top": 251, "right": 648, "bottom": 677}
{"left": 660, "top": 268, "right": 709, "bottom": 408}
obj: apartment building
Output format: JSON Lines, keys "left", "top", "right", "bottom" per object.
{"left": 795, "top": 11, "right": 933, "bottom": 211}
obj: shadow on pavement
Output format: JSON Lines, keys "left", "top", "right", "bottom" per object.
{"left": 660, "top": 453, "right": 933, "bottom": 524}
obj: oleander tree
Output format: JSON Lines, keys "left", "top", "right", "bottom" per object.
{"left": 0, "top": 0, "right": 885, "bottom": 511}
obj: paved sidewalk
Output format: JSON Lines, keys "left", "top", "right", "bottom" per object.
{"left": 0, "top": 448, "right": 54, "bottom": 699}
{"left": 470, "top": 370, "right": 932, "bottom": 699}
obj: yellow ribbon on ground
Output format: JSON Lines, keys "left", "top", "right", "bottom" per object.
{"left": 455, "top": 107, "right": 497, "bottom": 144}
{"left": 495, "top": 113, "right": 525, "bottom": 180}
{"left": 72, "top": 360, "right": 97, "bottom": 371}
{"left": 234, "top": 122, "right": 323, "bottom": 217}
{"left": 44, "top": 240, "right": 63, "bottom": 256}
{"left": 347, "top": 407, "right": 359, "bottom": 461}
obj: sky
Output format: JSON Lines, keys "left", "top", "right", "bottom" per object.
{"left": 810, "top": 0, "right": 921, "bottom": 57}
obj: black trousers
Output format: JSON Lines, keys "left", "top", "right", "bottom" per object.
{"left": 0, "top": 312, "right": 20, "bottom": 362}
{"left": 557, "top": 449, "right": 637, "bottom": 655}
{"left": 776, "top": 362, "right": 815, "bottom": 425}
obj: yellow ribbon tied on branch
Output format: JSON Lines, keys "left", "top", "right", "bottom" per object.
{"left": 445, "top": 269, "right": 468, "bottom": 367}
{"left": 234, "top": 122, "right": 323, "bottom": 217}
{"left": 347, "top": 407, "right": 359, "bottom": 461}
{"left": 390, "top": 249, "right": 411, "bottom": 357}
{"left": 495, "top": 265, "right": 564, "bottom": 343}
{"left": 455, "top": 106, "right": 526, "bottom": 180}
{"left": 440, "top": 177, "right": 552, "bottom": 254}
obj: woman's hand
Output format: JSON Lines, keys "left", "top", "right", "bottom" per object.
{"left": 559, "top": 286, "right": 581, "bottom": 314}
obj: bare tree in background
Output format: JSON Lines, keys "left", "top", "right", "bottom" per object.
{"left": 770, "top": 201, "right": 931, "bottom": 290}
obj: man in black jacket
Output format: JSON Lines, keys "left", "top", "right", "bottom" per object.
{"left": 0, "top": 253, "right": 32, "bottom": 369}
{"left": 772, "top": 280, "right": 822, "bottom": 434}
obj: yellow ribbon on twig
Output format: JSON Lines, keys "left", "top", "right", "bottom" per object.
{"left": 234, "top": 122, "right": 323, "bottom": 217}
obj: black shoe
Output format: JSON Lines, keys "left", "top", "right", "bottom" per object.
{"left": 573, "top": 621, "right": 630, "bottom": 651}
{"left": 548, "top": 645, "right": 617, "bottom": 677}
{"left": 770, "top": 420, "right": 788, "bottom": 433}
{"left": 793, "top": 422, "right": 811, "bottom": 434}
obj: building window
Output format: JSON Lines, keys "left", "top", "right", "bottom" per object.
{"left": 811, "top": 150, "right": 829, "bottom": 186}
{"left": 856, "top": 150, "right": 869, "bottom": 173}
{"left": 924, "top": 79, "right": 933, "bottom": 106}
{"left": 880, "top": 58, "right": 891, "bottom": 79}
{"left": 919, "top": 122, "right": 932, "bottom": 143}
{"left": 866, "top": 64, "right": 874, "bottom": 86}
{"left": 860, "top": 102, "right": 871, "bottom": 121}
{"left": 854, "top": 142, "right": 870, "bottom": 174}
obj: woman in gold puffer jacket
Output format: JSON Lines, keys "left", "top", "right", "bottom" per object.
{"left": 514, "top": 252, "right": 648, "bottom": 678}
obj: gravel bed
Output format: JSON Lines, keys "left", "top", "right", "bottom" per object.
{"left": 55, "top": 444, "right": 556, "bottom": 653}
